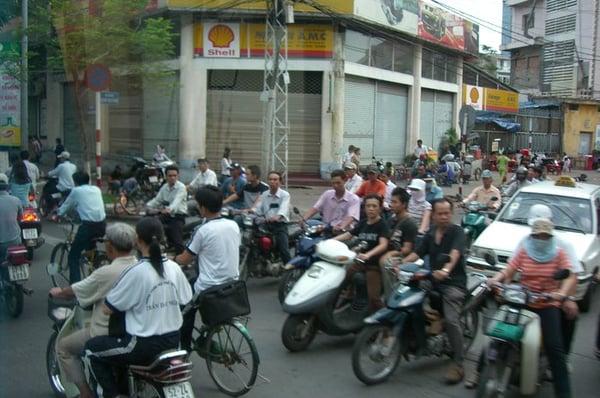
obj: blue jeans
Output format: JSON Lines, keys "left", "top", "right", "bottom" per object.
{"left": 68, "top": 221, "right": 106, "bottom": 283}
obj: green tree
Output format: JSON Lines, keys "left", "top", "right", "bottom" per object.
{"left": 1, "top": 0, "right": 176, "bottom": 171}
{"left": 476, "top": 44, "right": 498, "bottom": 76}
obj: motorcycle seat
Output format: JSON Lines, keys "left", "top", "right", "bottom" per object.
{"left": 129, "top": 350, "right": 193, "bottom": 382}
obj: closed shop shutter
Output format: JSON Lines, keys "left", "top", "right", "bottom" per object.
{"left": 206, "top": 70, "right": 322, "bottom": 173}
{"left": 420, "top": 89, "right": 435, "bottom": 148}
{"left": 433, "top": 91, "right": 453, "bottom": 146}
{"left": 420, "top": 89, "right": 454, "bottom": 151}
{"left": 374, "top": 83, "right": 408, "bottom": 163}
{"left": 343, "top": 77, "right": 375, "bottom": 159}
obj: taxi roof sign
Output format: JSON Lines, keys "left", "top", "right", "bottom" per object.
{"left": 555, "top": 176, "right": 577, "bottom": 188}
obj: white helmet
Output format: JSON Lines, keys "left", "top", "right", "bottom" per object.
{"left": 528, "top": 204, "right": 552, "bottom": 226}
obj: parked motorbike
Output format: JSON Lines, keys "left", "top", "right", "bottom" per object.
{"left": 132, "top": 157, "right": 171, "bottom": 198}
{"left": 281, "top": 239, "right": 382, "bottom": 352}
{"left": 351, "top": 261, "right": 483, "bottom": 385}
{"left": 46, "top": 296, "right": 195, "bottom": 398}
{"left": 277, "top": 218, "right": 327, "bottom": 304}
{"left": 461, "top": 197, "right": 498, "bottom": 250}
{"left": 474, "top": 267, "right": 572, "bottom": 397}
{"left": 0, "top": 245, "right": 33, "bottom": 318}
{"left": 20, "top": 207, "right": 44, "bottom": 260}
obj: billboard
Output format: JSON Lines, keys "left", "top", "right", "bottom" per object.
{"left": 0, "top": 41, "right": 21, "bottom": 147}
{"left": 418, "top": 0, "right": 478, "bottom": 53}
{"left": 462, "top": 85, "right": 519, "bottom": 114}
{"left": 203, "top": 22, "right": 240, "bottom": 58}
{"left": 354, "top": 0, "right": 420, "bottom": 36}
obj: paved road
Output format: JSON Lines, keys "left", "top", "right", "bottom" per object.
{"left": 1, "top": 179, "right": 600, "bottom": 397}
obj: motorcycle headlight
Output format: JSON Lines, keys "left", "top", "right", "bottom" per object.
{"left": 243, "top": 216, "right": 253, "bottom": 227}
{"left": 502, "top": 288, "right": 527, "bottom": 305}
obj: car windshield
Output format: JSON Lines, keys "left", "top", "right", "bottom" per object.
{"left": 499, "top": 192, "right": 593, "bottom": 234}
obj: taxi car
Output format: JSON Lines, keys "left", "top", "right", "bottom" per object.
{"left": 467, "top": 177, "right": 598, "bottom": 312}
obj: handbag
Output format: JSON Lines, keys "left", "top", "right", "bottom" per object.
{"left": 199, "top": 280, "right": 251, "bottom": 326}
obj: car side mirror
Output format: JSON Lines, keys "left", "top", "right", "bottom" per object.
{"left": 484, "top": 253, "right": 497, "bottom": 266}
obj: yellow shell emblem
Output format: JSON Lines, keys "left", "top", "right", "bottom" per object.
{"left": 469, "top": 87, "right": 480, "bottom": 103}
{"left": 208, "top": 24, "right": 235, "bottom": 48}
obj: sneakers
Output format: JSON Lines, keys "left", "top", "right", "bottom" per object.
{"left": 445, "top": 363, "right": 465, "bottom": 385}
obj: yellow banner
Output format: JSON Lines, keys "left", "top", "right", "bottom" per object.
{"left": 195, "top": 23, "right": 333, "bottom": 58}
{"left": 484, "top": 88, "right": 518, "bottom": 113}
{"left": 168, "top": 0, "right": 353, "bottom": 13}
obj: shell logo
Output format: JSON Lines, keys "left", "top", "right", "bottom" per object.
{"left": 1, "top": 129, "right": 15, "bottom": 138}
{"left": 208, "top": 24, "right": 235, "bottom": 48}
{"left": 469, "top": 87, "right": 480, "bottom": 103}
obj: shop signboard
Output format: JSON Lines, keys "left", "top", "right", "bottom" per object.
{"left": 203, "top": 22, "right": 241, "bottom": 58}
{"left": 0, "top": 41, "right": 21, "bottom": 147}
{"left": 463, "top": 85, "right": 483, "bottom": 111}
{"left": 353, "top": 0, "right": 420, "bottom": 36}
{"left": 168, "top": 0, "right": 353, "bottom": 14}
{"left": 195, "top": 23, "right": 334, "bottom": 58}
{"left": 484, "top": 87, "right": 518, "bottom": 114}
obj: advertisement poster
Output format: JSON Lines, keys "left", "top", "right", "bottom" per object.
{"left": 354, "top": 0, "right": 419, "bottom": 36}
{"left": 418, "top": 0, "right": 470, "bottom": 52}
{"left": 0, "top": 41, "right": 21, "bottom": 147}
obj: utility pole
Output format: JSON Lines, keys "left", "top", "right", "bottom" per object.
{"left": 262, "top": 0, "right": 291, "bottom": 187}
{"left": 21, "top": 0, "right": 28, "bottom": 149}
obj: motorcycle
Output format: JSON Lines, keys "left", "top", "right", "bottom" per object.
{"left": 40, "top": 176, "right": 65, "bottom": 217}
{"left": 277, "top": 217, "right": 327, "bottom": 304}
{"left": 20, "top": 206, "right": 44, "bottom": 260}
{"left": 461, "top": 197, "right": 498, "bottom": 250}
{"left": 0, "top": 245, "right": 33, "bottom": 318}
{"left": 46, "top": 296, "right": 195, "bottom": 398}
{"left": 281, "top": 239, "right": 385, "bottom": 352}
{"left": 351, "top": 260, "right": 484, "bottom": 385}
{"left": 131, "top": 157, "right": 173, "bottom": 198}
{"left": 474, "top": 267, "right": 572, "bottom": 397}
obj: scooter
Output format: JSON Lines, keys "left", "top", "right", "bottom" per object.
{"left": 470, "top": 256, "right": 572, "bottom": 397}
{"left": 277, "top": 218, "right": 327, "bottom": 304}
{"left": 461, "top": 197, "right": 498, "bottom": 250}
{"left": 46, "top": 296, "right": 195, "bottom": 398}
{"left": 281, "top": 239, "right": 376, "bottom": 352}
{"left": 0, "top": 245, "right": 33, "bottom": 318}
{"left": 351, "top": 260, "right": 484, "bottom": 385}
{"left": 20, "top": 206, "right": 44, "bottom": 260}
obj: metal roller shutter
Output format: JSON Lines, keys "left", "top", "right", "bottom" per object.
{"left": 343, "top": 77, "right": 375, "bottom": 159}
{"left": 206, "top": 70, "right": 322, "bottom": 173}
{"left": 374, "top": 83, "right": 408, "bottom": 163}
{"left": 420, "top": 89, "right": 435, "bottom": 148}
{"left": 420, "top": 89, "right": 454, "bottom": 151}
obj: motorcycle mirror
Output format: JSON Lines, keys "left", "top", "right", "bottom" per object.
{"left": 490, "top": 196, "right": 498, "bottom": 201}
{"left": 293, "top": 207, "right": 300, "bottom": 215}
{"left": 484, "top": 253, "right": 497, "bottom": 266}
{"left": 553, "top": 269, "right": 571, "bottom": 280}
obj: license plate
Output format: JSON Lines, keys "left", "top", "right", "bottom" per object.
{"left": 23, "top": 228, "right": 38, "bottom": 239}
{"left": 149, "top": 176, "right": 158, "bottom": 183}
{"left": 163, "top": 382, "right": 194, "bottom": 398}
{"left": 8, "top": 264, "right": 29, "bottom": 282}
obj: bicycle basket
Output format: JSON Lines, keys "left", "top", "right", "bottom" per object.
{"left": 199, "top": 280, "right": 251, "bottom": 326}
{"left": 483, "top": 313, "right": 527, "bottom": 343}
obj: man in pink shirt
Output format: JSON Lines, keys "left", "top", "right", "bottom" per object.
{"left": 301, "top": 169, "right": 360, "bottom": 235}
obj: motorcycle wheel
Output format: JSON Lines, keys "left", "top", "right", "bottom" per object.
{"left": 476, "top": 359, "right": 507, "bottom": 398}
{"left": 351, "top": 324, "right": 402, "bottom": 385}
{"left": 27, "top": 247, "right": 34, "bottom": 261}
{"left": 46, "top": 331, "right": 66, "bottom": 398}
{"left": 278, "top": 269, "right": 304, "bottom": 305}
{"left": 4, "top": 284, "right": 24, "bottom": 318}
{"left": 281, "top": 314, "right": 317, "bottom": 352}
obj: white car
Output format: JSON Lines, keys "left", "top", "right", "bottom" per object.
{"left": 467, "top": 178, "right": 599, "bottom": 312}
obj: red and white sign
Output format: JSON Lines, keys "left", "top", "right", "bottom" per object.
{"left": 203, "top": 22, "right": 240, "bottom": 58}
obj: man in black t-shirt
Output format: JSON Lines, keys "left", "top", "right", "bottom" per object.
{"left": 334, "top": 194, "right": 390, "bottom": 312}
{"left": 403, "top": 197, "right": 467, "bottom": 385}
{"left": 380, "top": 187, "right": 417, "bottom": 268}
{"left": 223, "top": 165, "right": 268, "bottom": 210}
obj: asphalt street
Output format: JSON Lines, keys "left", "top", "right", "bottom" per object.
{"left": 1, "top": 176, "right": 600, "bottom": 398}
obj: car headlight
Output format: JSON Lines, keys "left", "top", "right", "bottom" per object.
{"left": 470, "top": 245, "right": 486, "bottom": 258}
{"left": 503, "top": 287, "right": 527, "bottom": 305}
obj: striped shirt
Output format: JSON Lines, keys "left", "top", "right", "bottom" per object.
{"left": 506, "top": 247, "right": 572, "bottom": 308}
{"left": 408, "top": 199, "right": 431, "bottom": 227}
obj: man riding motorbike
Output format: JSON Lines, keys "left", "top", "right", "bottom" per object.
{"left": 403, "top": 198, "right": 468, "bottom": 384}
{"left": 49, "top": 223, "right": 137, "bottom": 398}
{"left": 44, "top": 151, "right": 77, "bottom": 210}
{"left": 0, "top": 173, "right": 22, "bottom": 261}
{"left": 379, "top": 187, "right": 418, "bottom": 268}
{"left": 344, "top": 162, "right": 363, "bottom": 194}
{"left": 221, "top": 163, "right": 247, "bottom": 209}
{"left": 84, "top": 218, "right": 192, "bottom": 398}
{"left": 301, "top": 169, "right": 360, "bottom": 236}
{"left": 187, "top": 158, "right": 218, "bottom": 215}
{"left": 146, "top": 164, "right": 187, "bottom": 254}
{"left": 223, "top": 165, "right": 268, "bottom": 210}
{"left": 504, "top": 166, "right": 531, "bottom": 197}
{"left": 462, "top": 169, "right": 501, "bottom": 211}
{"left": 480, "top": 218, "right": 576, "bottom": 398}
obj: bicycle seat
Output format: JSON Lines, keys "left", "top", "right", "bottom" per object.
{"left": 129, "top": 350, "right": 193, "bottom": 382}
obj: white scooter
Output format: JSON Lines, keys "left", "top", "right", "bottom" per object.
{"left": 281, "top": 239, "right": 378, "bottom": 352}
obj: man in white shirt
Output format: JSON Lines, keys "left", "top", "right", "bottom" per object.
{"left": 379, "top": 170, "right": 397, "bottom": 210}
{"left": 146, "top": 165, "right": 188, "bottom": 254}
{"left": 175, "top": 186, "right": 241, "bottom": 351}
{"left": 344, "top": 162, "right": 363, "bottom": 194}
{"left": 187, "top": 158, "right": 218, "bottom": 215}
{"left": 252, "top": 171, "right": 291, "bottom": 264}
{"left": 48, "top": 151, "right": 77, "bottom": 192}
{"left": 341, "top": 144, "right": 356, "bottom": 167}
{"left": 49, "top": 223, "right": 137, "bottom": 398}
{"left": 414, "top": 139, "right": 429, "bottom": 158}
{"left": 20, "top": 150, "right": 40, "bottom": 186}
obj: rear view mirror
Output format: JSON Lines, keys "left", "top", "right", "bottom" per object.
{"left": 490, "top": 196, "right": 498, "bottom": 201}
{"left": 484, "top": 253, "right": 497, "bottom": 266}
{"left": 293, "top": 207, "right": 300, "bottom": 215}
{"left": 553, "top": 269, "right": 571, "bottom": 280}
{"left": 488, "top": 213, "right": 497, "bottom": 220}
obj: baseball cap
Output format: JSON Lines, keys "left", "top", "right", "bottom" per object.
{"left": 367, "top": 165, "right": 379, "bottom": 174}
{"left": 531, "top": 218, "right": 554, "bottom": 236}
{"left": 57, "top": 151, "right": 70, "bottom": 159}
{"left": 481, "top": 169, "right": 493, "bottom": 179}
{"left": 343, "top": 162, "right": 357, "bottom": 170}
{"left": 228, "top": 162, "right": 242, "bottom": 170}
{"left": 528, "top": 204, "right": 553, "bottom": 226}
{"left": 407, "top": 179, "right": 426, "bottom": 191}
{"left": 0, "top": 173, "right": 8, "bottom": 184}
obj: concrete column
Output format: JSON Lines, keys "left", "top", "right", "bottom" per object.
{"left": 455, "top": 57, "right": 464, "bottom": 137}
{"left": 321, "top": 29, "right": 345, "bottom": 179}
{"left": 408, "top": 44, "right": 422, "bottom": 154}
{"left": 178, "top": 14, "right": 206, "bottom": 178}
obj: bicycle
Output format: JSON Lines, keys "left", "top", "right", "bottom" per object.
{"left": 47, "top": 217, "right": 109, "bottom": 288}
{"left": 184, "top": 282, "right": 260, "bottom": 397}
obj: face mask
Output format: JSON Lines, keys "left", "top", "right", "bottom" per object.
{"left": 411, "top": 190, "right": 425, "bottom": 202}
{"left": 530, "top": 237, "right": 551, "bottom": 252}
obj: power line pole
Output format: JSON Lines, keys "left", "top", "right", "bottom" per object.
{"left": 21, "top": 0, "right": 28, "bottom": 149}
{"left": 262, "top": 0, "right": 290, "bottom": 187}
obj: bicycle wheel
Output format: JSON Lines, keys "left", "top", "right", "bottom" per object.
{"left": 46, "top": 331, "right": 66, "bottom": 398}
{"left": 50, "top": 243, "right": 70, "bottom": 288}
{"left": 204, "top": 321, "right": 259, "bottom": 397}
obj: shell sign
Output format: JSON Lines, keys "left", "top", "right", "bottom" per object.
{"left": 203, "top": 22, "right": 240, "bottom": 58}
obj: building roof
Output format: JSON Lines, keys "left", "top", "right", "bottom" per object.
{"left": 464, "top": 62, "right": 518, "bottom": 93}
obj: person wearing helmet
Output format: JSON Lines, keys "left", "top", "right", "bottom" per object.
{"left": 462, "top": 170, "right": 501, "bottom": 211}
{"left": 504, "top": 166, "right": 531, "bottom": 197}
